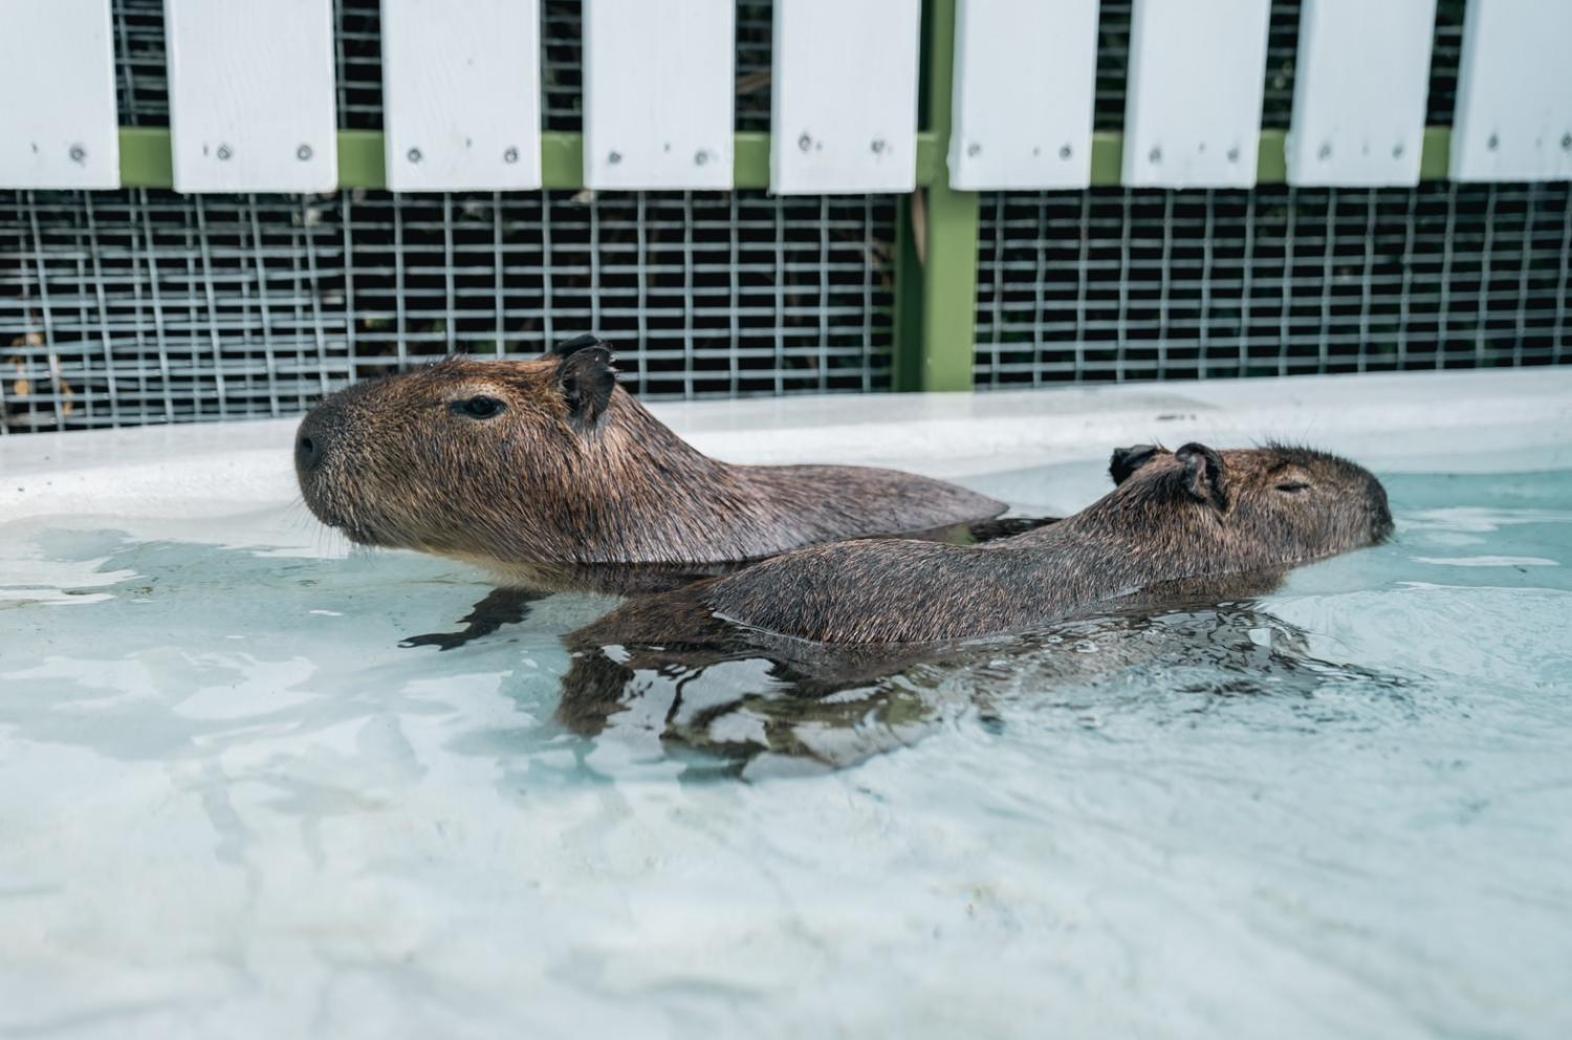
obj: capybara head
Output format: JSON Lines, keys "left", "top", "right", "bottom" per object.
{"left": 1100, "top": 441, "right": 1393, "bottom": 566}
{"left": 295, "top": 336, "right": 635, "bottom": 557}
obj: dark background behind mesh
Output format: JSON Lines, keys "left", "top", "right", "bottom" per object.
{"left": 2, "top": 190, "right": 895, "bottom": 432}
{"left": 975, "top": 182, "right": 1571, "bottom": 386}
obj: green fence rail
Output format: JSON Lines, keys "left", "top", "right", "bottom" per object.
{"left": 108, "top": 0, "right": 1461, "bottom": 395}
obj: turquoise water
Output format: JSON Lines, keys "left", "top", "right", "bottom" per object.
{"left": 2, "top": 462, "right": 1570, "bottom": 1037}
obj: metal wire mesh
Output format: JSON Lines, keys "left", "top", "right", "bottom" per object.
{"left": 1, "top": 189, "right": 896, "bottom": 433}
{"left": 110, "top": 0, "right": 1466, "bottom": 134}
{"left": 37, "top": 0, "right": 1569, "bottom": 430}
{"left": 111, "top": 0, "right": 385, "bottom": 130}
{"left": 108, "top": 0, "right": 769, "bottom": 133}
{"left": 735, "top": 1, "right": 775, "bottom": 133}
{"left": 112, "top": 0, "right": 168, "bottom": 127}
{"left": 336, "top": 0, "right": 384, "bottom": 131}
{"left": 1260, "top": 0, "right": 1301, "bottom": 130}
{"left": 1092, "top": 1, "right": 1131, "bottom": 133}
{"left": 543, "top": 0, "right": 774, "bottom": 133}
{"left": 1426, "top": 0, "right": 1467, "bottom": 127}
{"left": 1094, "top": 0, "right": 1465, "bottom": 133}
{"left": 541, "top": 0, "right": 585, "bottom": 132}
{"left": 974, "top": 182, "right": 1572, "bottom": 386}
{"left": 1093, "top": 0, "right": 1302, "bottom": 132}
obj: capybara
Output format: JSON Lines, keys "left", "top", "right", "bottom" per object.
{"left": 294, "top": 335, "right": 1010, "bottom": 576}
{"left": 582, "top": 442, "right": 1393, "bottom": 645}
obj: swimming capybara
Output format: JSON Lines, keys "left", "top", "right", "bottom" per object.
{"left": 582, "top": 442, "right": 1393, "bottom": 645}
{"left": 294, "top": 336, "right": 1009, "bottom": 577}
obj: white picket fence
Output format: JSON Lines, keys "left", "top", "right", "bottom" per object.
{"left": 0, "top": 0, "right": 1569, "bottom": 194}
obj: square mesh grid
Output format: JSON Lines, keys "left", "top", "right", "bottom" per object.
{"left": 336, "top": 0, "right": 384, "bottom": 130}
{"left": 543, "top": 0, "right": 775, "bottom": 133}
{"left": 1092, "top": 0, "right": 1303, "bottom": 133}
{"left": 1092, "top": 1, "right": 1131, "bottom": 133}
{"left": 111, "top": 0, "right": 386, "bottom": 130}
{"left": 107, "top": 0, "right": 780, "bottom": 135}
{"left": 974, "top": 182, "right": 1572, "bottom": 386}
{"left": 1, "top": 189, "right": 896, "bottom": 433}
{"left": 1094, "top": 0, "right": 1466, "bottom": 132}
{"left": 112, "top": 0, "right": 168, "bottom": 126}
{"left": 1425, "top": 0, "right": 1468, "bottom": 126}
{"left": 111, "top": 1, "right": 1464, "bottom": 134}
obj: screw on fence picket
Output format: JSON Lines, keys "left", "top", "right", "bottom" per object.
{"left": 216, "top": 144, "right": 232, "bottom": 161}
{"left": 1060, "top": 144, "right": 1072, "bottom": 160}
{"left": 870, "top": 139, "right": 887, "bottom": 155}
{"left": 608, "top": 151, "right": 622, "bottom": 165}
{"left": 69, "top": 144, "right": 87, "bottom": 165}
{"left": 798, "top": 133, "right": 812, "bottom": 153}
{"left": 504, "top": 147, "right": 519, "bottom": 164}
{"left": 297, "top": 144, "right": 313, "bottom": 161}
{"left": 407, "top": 148, "right": 422, "bottom": 163}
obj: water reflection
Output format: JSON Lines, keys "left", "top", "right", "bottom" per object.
{"left": 552, "top": 586, "right": 1416, "bottom": 775}
{"left": 4, "top": 529, "right": 1414, "bottom": 780}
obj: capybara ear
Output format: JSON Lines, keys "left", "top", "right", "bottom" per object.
{"left": 1175, "top": 442, "right": 1229, "bottom": 510}
{"left": 557, "top": 346, "right": 616, "bottom": 430}
{"left": 549, "top": 333, "right": 609, "bottom": 358}
{"left": 1109, "top": 444, "right": 1160, "bottom": 485}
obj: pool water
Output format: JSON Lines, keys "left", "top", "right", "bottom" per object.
{"left": 2, "top": 459, "right": 1571, "bottom": 1037}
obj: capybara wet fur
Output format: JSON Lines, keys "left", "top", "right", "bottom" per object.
{"left": 294, "top": 336, "right": 1006, "bottom": 574}
{"left": 586, "top": 442, "right": 1393, "bottom": 645}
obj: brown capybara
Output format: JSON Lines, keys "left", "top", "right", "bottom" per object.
{"left": 580, "top": 441, "right": 1394, "bottom": 645}
{"left": 294, "top": 335, "right": 1008, "bottom": 576}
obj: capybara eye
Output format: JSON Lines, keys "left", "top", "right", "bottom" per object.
{"left": 1275, "top": 481, "right": 1311, "bottom": 494}
{"left": 452, "top": 395, "right": 506, "bottom": 420}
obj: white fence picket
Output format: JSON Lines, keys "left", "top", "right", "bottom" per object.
{"left": 583, "top": 0, "right": 733, "bottom": 190}
{"left": 771, "top": 0, "right": 921, "bottom": 195}
{"left": 381, "top": 0, "right": 541, "bottom": 192}
{"left": 0, "top": 0, "right": 119, "bottom": 189}
{"left": 1451, "top": 1, "right": 1572, "bottom": 182}
{"left": 949, "top": 0, "right": 1099, "bottom": 190}
{"left": 1287, "top": 0, "right": 1436, "bottom": 187}
{"left": 164, "top": 0, "right": 337, "bottom": 193}
{"left": 1122, "top": 0, "right": 1272, "bottom": 189}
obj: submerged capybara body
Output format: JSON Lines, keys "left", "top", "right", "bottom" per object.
{"left": 586, "top": 442, "right": 1394, "bottom": 645}
{"left": 294, "top": 336, "right": 1006, "bottom": 573}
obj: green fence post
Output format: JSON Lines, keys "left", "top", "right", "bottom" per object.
{"left": 894, "top": 0, "right": 978, "bottom": 392}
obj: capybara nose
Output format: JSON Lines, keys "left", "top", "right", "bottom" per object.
{"left": 295, "top": 424, "right": 326, "bottom": 473}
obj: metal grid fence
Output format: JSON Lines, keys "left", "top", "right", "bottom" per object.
{"left": 108, "top": 0, "right": 1468, "bottom": 137}
{"left": 1, "top": 189, "right": 896, "bottom": 433}
{"left": 109, "top": 0, "right": 774, "bottom": 134}
{"left": 974, "top": 182, "right": 1572, "bottom": 386}
{"left": 21, "top": 0, "right": 1568, "bottom": 429}
{"left": 109, "top": 0, "right": 1470, "bottom": 135}
{"left": 1093, "top": 0, "right": 1467, "bottom": 132}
